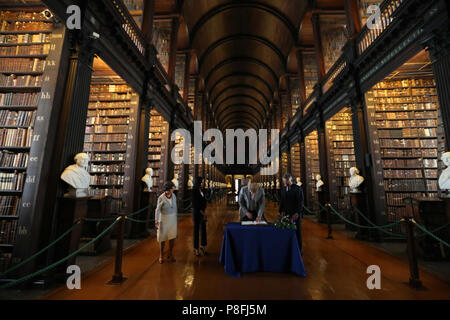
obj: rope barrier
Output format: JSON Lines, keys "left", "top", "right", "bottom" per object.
{"left": 0, "top": 217, "right": 121, "bottom": 290}
{"left": 125, "top": 216, "right": 155, "bottom": 224}
{"left": 412, "top": 219, "right": 450, "bottom": 248}
{"left": 0, "top": 221, "right": 82, "bottom": 278}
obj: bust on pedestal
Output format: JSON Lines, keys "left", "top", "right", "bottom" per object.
{"left": 172, "top": 173, "right": 179, "bottom": 190}
{"left": 349, "top": 167, "right": 364, "bottom": 194}
{"left": 296, "top": 177, "right": 302, "bottom": 187}
{"left": 141, "top": 168, "right": 153, "bottom": 192}
{"left": 188, "top": 175, "right": 194, "bottom": 189}
{"left": 315, "top": 175, "right": 324, "bottom": 192}
{"left": 61, "top": 153, "right": 91, "bottom": 198}
{"left": 276, "top": 179, "right": 280, "bottom": 189}
{"left": 439, "top": 152, "right": 450, "bottom": 197}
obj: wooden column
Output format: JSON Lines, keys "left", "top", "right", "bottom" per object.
{"left": 193, "top": 78, "right": 203, "bottom": 179}
{"left": 183, "top": 53, "right": 191, "bottom": 103}
{"left": 317, "top": 113, "right": 330, "bottom": 203}
{"left": 295, "top": 50, "right": 307, "bottom": 105}
{"left": 299, "top": 133, "right": 308, "bottom": 205}
{"left": 311, "top": 13, "right": 326, "bottom": 82}
{"left": 427, "top": 32, "right": 450, "bottom": 150}
{"left": 167, "top": 18, "right": 180, "bottom": 82}
{"left": 141, "top": 0, "right": 155, "bottom": 43}
{"left": 344, "top": 0, "right": 361, "bottom": 37}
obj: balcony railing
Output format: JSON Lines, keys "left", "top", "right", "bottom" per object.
{"left": 321, "top": 56, "right": 347, "bottom": 94}
{"left": 108, "top": 0, "right": 146, "bottom": 55}
{"left": 356, "top": 0, "right": 405, "bottom": 55}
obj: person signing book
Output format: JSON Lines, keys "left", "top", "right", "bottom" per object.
{"left": 239, "top": 180, "right": 266, "bottom": 222}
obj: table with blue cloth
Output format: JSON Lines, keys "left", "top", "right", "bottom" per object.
{"left": 219, "top": 223, "right": 306, "bottom": 277}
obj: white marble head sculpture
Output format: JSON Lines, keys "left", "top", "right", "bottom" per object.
{"left": 172, "top": 173, "right": 179, "bottom": 189}
{"left": 142, "top": 168, "right": 154, "bottom": 191}
{"left": 61, "top": 153, "right": 91, "bottom": 198}
{"left": 349, "top": 167, "right": 364, "bottom": 193}
{"left": 296, "top": 177, "right": 302, "bottom": 186}
{"left": 315, "top": 174, "right": 324, "bottom": 191}
{"left": 439, "top": 152, "right": 450, "bottom": 191}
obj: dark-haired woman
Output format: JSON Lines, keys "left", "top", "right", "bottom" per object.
{"left": 192, "top": 177, "right": 207, "bottom": 256}
{"left": 155, "top": 181, "right": 178, "bottom": 264}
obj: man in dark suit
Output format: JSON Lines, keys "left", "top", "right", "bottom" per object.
{"left": 279, "top": 173, "right": 304, "bottom": 252}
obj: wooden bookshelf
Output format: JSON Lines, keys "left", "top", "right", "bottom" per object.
{"left": 148, "top": 109, "right": 169, "bottom": 194}
{"left": 365, "top": 76, "right": 445, "bottom": 230}
{"left": 0, "top": 6, "right": 65, "bottom": 273}
{"left": 326, "top": 107, "right": 356, "bottom": 211}
{"left": 84, "top": 81, "right": 139, "bottom": 213}
{"left": 305, "top": 130, "right": 320, "bottom": 210}
{"left": 291, "top": 143, "right": 301, "bottom": 182}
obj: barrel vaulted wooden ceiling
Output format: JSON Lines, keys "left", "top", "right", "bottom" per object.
{"left": 155, "top": 0, "right": 345, "bottom": 130}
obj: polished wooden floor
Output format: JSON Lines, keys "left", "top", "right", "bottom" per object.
{"left": 44, "top": 198, "right": 450, "bottom": 300}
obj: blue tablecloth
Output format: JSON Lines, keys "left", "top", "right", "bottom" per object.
{"left": 219, "top": 223, "right": 306, "bottom": 277}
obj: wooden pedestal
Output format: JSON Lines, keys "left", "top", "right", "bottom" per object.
{"left": 350, "top": 192, "right": 370, "bottom": 240}
{"left": 408, "top": 197, "right": 450, "bottom": 261}
{"left": 125, "top": 191, "right": 155, "bottom": 239}
{"left": 317, "top": 191, "right": 327, "bottom": 223}
{"left": 80, "top": 196, "right": 113, "bottom": 255}
{"left": 54, "top": 197, "right": 88, "bottom": 273}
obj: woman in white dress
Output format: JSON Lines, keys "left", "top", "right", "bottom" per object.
{"left": 155, "top": 182, "right": 178, "bottom": 264}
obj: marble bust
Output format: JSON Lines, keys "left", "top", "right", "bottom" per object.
{"left": 187, "top": 175, "right": 194, "bottom": 189}
{"left": 349, "top": 167, "right": 365, "bottom": 193}
{"left": 142, "top": 168, "right": 153, "bottom": 192}
{"left": 61, "top": 153, "right": 91, "bottom": 198}
{"left": 172, "top": 173, "right": 179, "bottom": 190}
{"left": 438, "top": 152, "right": 450, "bottom": 194}
{"left": 316, "top": 174, "right": 324, "bottom": 192}
{"left": 296, "top": 177, "right": 302, "bottom": 186}
{"left": 271, "top": 180, "right": 274, "bottom": 188}
{"left": 276, "top": 179, "right": 280, "bottom": 189}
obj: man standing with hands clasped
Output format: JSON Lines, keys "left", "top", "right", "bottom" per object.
{"left": 279, "top": 173, "right": 304, "bottom": 252}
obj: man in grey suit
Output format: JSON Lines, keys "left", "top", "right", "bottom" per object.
{"left": 239, "top": 181, "right": 266, "bottom": 222}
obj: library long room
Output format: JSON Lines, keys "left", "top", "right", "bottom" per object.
{"left": 0, "top": 0, "right": 450, "bottom": 307}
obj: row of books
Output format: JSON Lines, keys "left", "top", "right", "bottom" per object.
{"left": 371, "top": 95, "right": 438, "bottom": 104}
{"left": 333, "top": 154, "right": 356, "bottom": 161}
{"left": 88, "top": 102, "right": 131, "bottom": 109}
{"left": 377, "top": 119, "right": 438, "bottom": 128}
{"left": 0, "top": 110, "right": 36, "bottom": 127}
{"left": 0, "top": 57, "right": 45, "bottom": 72}
{"left": 379, "top": 139, "right": 438, "bottom": 148}
{"left": 374, "top": 103, "right": 437, "bottom": 111}
{"left": 87, "top": 109, "right": 130, "bottom": 117}
{"left": 85, "top": 125, "right": 128, "bottom": 134}
{"left": 372, "top": 88, "right": 437, "bottom": 97}
{"left": 0, "top": 21, "right": 53, "bottom": 32}
{"left": 84, "top": 143, "right": 127, "bottom": 151}
{"left": 89, "top": 92, "right": 134, "bottom": 101}
{"left": 0, "top": 172, "right": 25, "bottom": 191}
{"left": 0, "top": 92, "right": 39, "bottom": 106}
{"left": 375, "top": 111, "right": 438, "bottom": 120}
{"left": 382, "top": 158, "right": 438, "bottom": 168}
{"left": 373, "top": 78, "right": 436, "bottom": 89}
{"left": 0, "top": 33, "right": 50, "bottom": 45}
{"left": 86, "top": 117, "right": 129, "bottom": 125}
{"left": 0, "top": 74, "right": 42, "bottom": 87}
{"left": 90, "top": 175, "right": 124, "bottom": 185}
{"left": 332, "top": 142, "right": 354, "bottom": 149}
{"left": 0, "top": 44, "right": 50, "bottom": 56}
{"left": 0, "top": 11, "right": 45, "bottom": 20}
{"left": 378, "top": 128, "right": 437, "bottom": 138}
{"left": 384, "top": 179, "right": 438, "bottom": 192}
{"left": 0, "top": 196, "right": 20, "bottom": 216}
{"left": 386, "top": 193, "right": 431, "bottom": 207}
{"left": 89, "top": 187, "right": 122, "bottom": 199}
{"left": 89, "top": 164, "right": 125, "bottom": 173}
{"left": 0, "top": 151, "right": 28, "bottom": 167}
{"left": 0, "top": 220, "right": 17, "bottom": 244}
{"left": 0, "top": 128, "right": 33, "bottom": 147}
{"left": 380, "top": 148, "right": 438, "bottom": 158}
{"left": 384, "top": 169, "right": 438, "bottom": 179}
{"left": 91, "top": 153, "right": 125, "bottom": 162}
{"left": 149, "top": 154, "right": 161, "bottom": 161}
{"left": 90, "top": 84, "right": 131, "bottom": 93}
